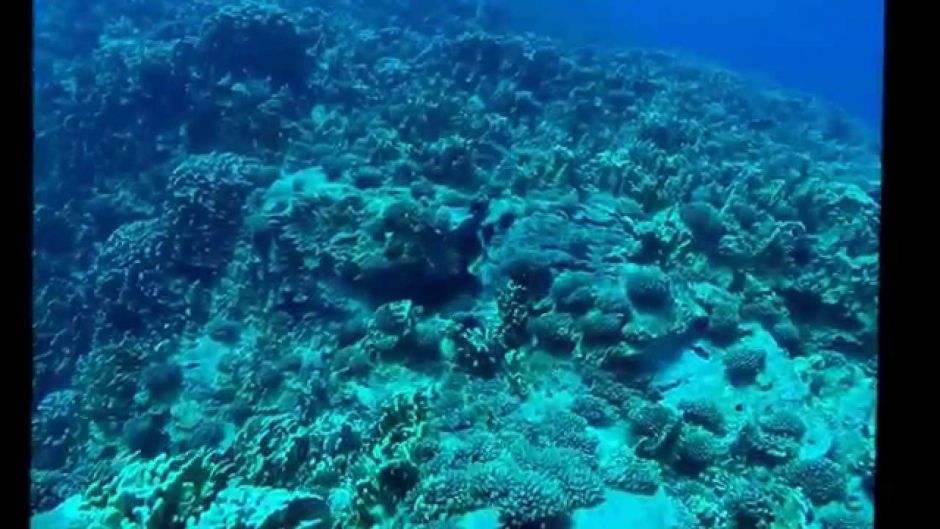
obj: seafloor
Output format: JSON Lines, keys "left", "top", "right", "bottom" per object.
{"left": 31, "top": 1, "right": 880, "bottom": 529}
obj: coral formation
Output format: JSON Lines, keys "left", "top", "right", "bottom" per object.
{"left": 31, "top": 390, "right": 86, "bottom": 470}
{"left": 601, "top": 454, "right": 663, "bottom": 495}
{"left": 674, "top": 426, "right": 725, "bottom": 474}
{"left": 723, "top": 345, "right": 767, "bottom": 385}
{"left": 781, "top": 458, "right": 848, "bottom": 505}
{"left": 571, "top": 394, "right": 618, "bottom": 427}
{"left": 626, "top": 266, "right": 673, "bottom": 311}
{"left": 739, "top": 408, "right": 807, "bottom": 465}
{"left": 678, "top": 398, "right": 727, "bottom": 435}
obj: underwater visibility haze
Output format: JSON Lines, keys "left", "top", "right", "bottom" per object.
{"left": 495, "top": 0, "right": 884, "bottom": 131}
{"left": 31, "top": 1, "right": 881, "bottom": 529}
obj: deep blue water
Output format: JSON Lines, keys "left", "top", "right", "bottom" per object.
{"left": 498, "top": 0, "right": 884, "bottom": 132}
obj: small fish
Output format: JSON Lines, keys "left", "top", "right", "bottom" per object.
{"left": 690, "top": 344, "right": 710, "bottom": 359}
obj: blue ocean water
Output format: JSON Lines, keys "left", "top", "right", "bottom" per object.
{"left": 498, "top": 0, "right": 884, "bottom": 132}
{"left": 31, "top": 1, "right": 880, "bottom": 528}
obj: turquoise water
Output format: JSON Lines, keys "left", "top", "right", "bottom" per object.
{"left": 31, "top": 2, "right": 880, "bottom": 528}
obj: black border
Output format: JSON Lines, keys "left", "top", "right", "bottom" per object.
{"left": 11, "top": 0, "right": 34, "bottom": 527}
{"left": 14, "top": 0, "right": 902, "bottom": 527}
{"left": 876, "top": 0, "right": 916, "bottom": 526}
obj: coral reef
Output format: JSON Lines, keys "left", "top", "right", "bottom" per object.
{"left": 31, "top": 1, "right": 879, "bottom": 527}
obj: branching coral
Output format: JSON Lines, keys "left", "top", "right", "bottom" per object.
{"left": 725, "top": 484, "right": 776, "bottom": 529}
{"left": 513, "top": 410, "right": 599, "bottom": 458}
{"left": 197, "top": 1, "right": 310, "bottom": 88}
{"left": 674, "top": 425, "right": 726, "bottom": 475}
